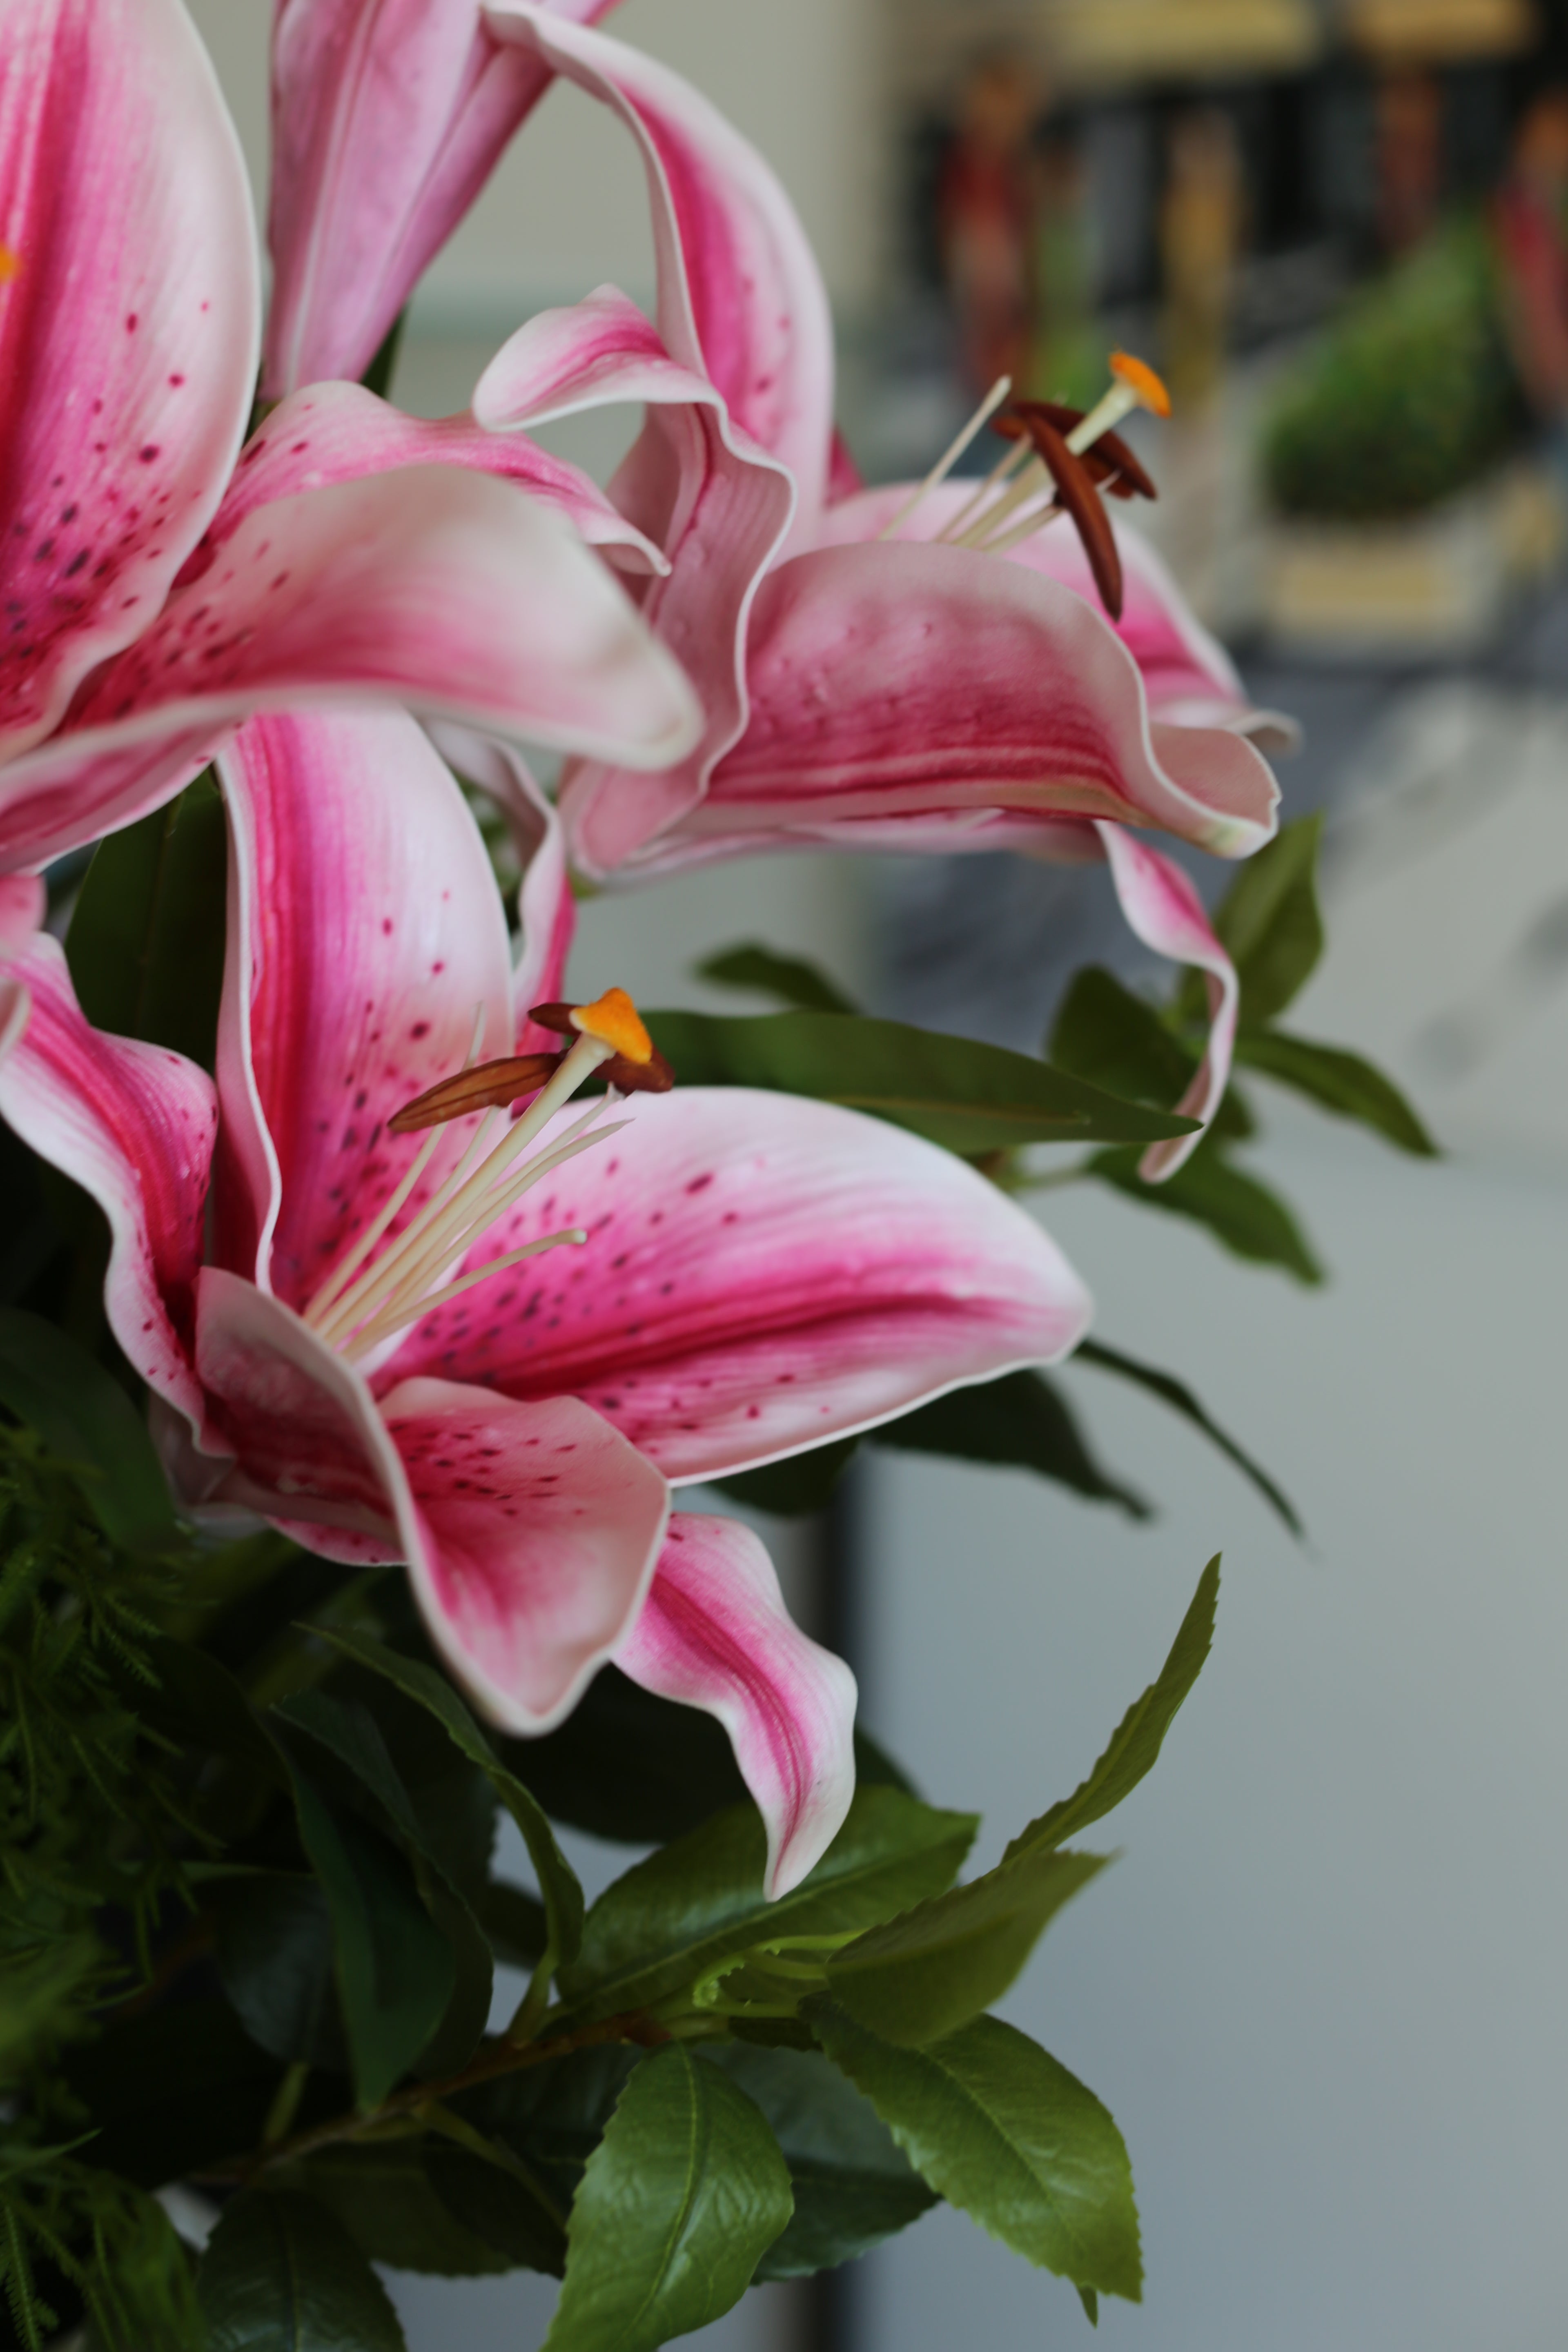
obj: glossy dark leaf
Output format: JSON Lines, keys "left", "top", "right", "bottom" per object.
{"left": 703, "top": 2044, "right": 938, "bottom": 2279}
{"left": 1087, "top": 1141, "right": 1323, "bottom": 1285}
{"left": 424, "top": 2140, "right": 568, "bottom": 2276}
{"left": 273, "top": 2143, "right": 510, "bottom": 2279}
{"left": 695, "top": 942, "right": 858, "bottom": 1014}
{"left": 557, "top": 1787, "right": 978, "bottom": 2026}
{"left": 827, "top": 1847, "right": 1109, "bottom": 2046}
{"left": 213, "top": 1873, "right": 345, "bottom": 2071}
{"left": 65, "top": 769, "right": 228, "bottom": 1071}
{"left": 1074, "top": 1338, "right": 1302, "bottom": 1536}
{"left": 0, "top": 1306, "right": 177, "bottom": 1551}
{"left": 1232, "top": 1028, "right": 1437, "bottom": 1156}
{"left": 544, "top": 2046, "right": 792, "bottom": 2352}
{"left": 479, "top": 1881, "right": 550, "bottom": 1969}
{"left": 1005, "top": 1556, "right": 1220, "bottom": 1862}
{"left": 197, "top": 2189, "right": 408, "bottom": 2351}
{"left": 1212, "top": 813, "right": 1325, "bottom": 1027}
{"left": 495, "top": 1664, "right": 750, "bottom": 1845}
{"left": 308, "top": 1626, "right": 584, "bottom": 1968}
{"left": 278, "top": 1741, "right": 455, "bottom": 2109}
{"left": 643, "top": 1009, "right": 1198, "bottom": 1154}
{"left": 874, "top": 1370, "right": 1149, "bottom": 1519}
{"left": 811, "top": 2004, "right": 1141, "bottom": 2301}
{"left": 459, "top": 2043, "right": 642, "bottom": 2218}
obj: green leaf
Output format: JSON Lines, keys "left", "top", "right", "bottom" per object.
{"left": 275, "top": 1687, "right": 493, "bottom": 2080}
{"left": 827, "top": 1847, "right": 1110, "bottom": 2046}
{"left": 65, "top": 770, "right": 228, "bottom": 1070}
{"left": 643, "top": 1009, "right": 1198, "bottom": 1154}
{"left": 1078, "top": 2285, "right": 1100, "bottom": 2325}
{"left": 1212, "top": 814, "right": 1325, "bottom": 1026}
{"left": 278, "top": 1743, "right": 455, "bottom": 2109}
{"left": 272, "top": 2144, "right": 510, "bottom": 2279}
{"left": 458, "top": 2043, "right": 642, "bottom": 2218}
{"left": 558, "top": 1786, "right": 978, "bottom": 2025}
{"left": 0, "top": 1306, "right": 177, "bottom": 1551}
{"left": 712, "top": 1435, "right": 860, "bottom": 1517}
{"left": 695, "top": 942, "right": 859, "bottom": 1014}
{"left": 213, "top": 1873, "right": 345, "bottom": 2071}
{"left": 423, "top": 2138, "right": 568, "bottom": 2276}
{"left": 1088, "top": 1140, "right": 1323, "bottom": 1284}
{"left": 873, "top": 1370, "right": 1148, "bottom": 1520}
{"left": 309, "top": 1625, "right": 584, "bottom": 1968}
{"left": 1006, "top": 1556, "right": 1220, "bottom": 1862}
{"left": 702, "top": 2044, "right": 938, "bottom": 2279}
{"left": 196, "top": 2189, "right": 408, "bottom": 2350}
{"left": 496, "top": 1664, "right": 750, "bottom": 1845}
{"left": 544, "top": 2045, "right": 792, "bottom": 2352}
{"left": 1050, "top": 965, "right": 1253, "bottom": 1140}
{"left": 1074, "top": 1338, "right": 1302, "bottom": 1537}
{"left": 1232, "top": 1028, "right": 1437, "bottom": 1156}
{"left": 479, "top": 1881, "right": 550, "bottom": 1969}
{"left": 810, "top": 2004, "right": 1140, "bottom": 2301}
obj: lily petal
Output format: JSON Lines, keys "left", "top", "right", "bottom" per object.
{"left": 617, "top": 1513, "right": 857, "bottom": 1898}
{"left": 201, "top": 381, "right": 666, "bottom": 576}
{"left": 379, "top": 1085, "right": 1092, "bottom": 1482}
{"left": 424, "top": 722, "right": 575, "bottom": 1047}
{"left": 0, "top": 466, "right": 702, "bottom": 872}
{"left": 264, "top": 0, "right": 617, "bottom": 395}
{"left": 0, "top": 934, "right": 215, "bottom": 1429}
{"left": 0, "top": 0, "right": 259, "bottom": 764}
{"left": 483, "top": 5, "right": 835, "bottom": 539}
{"left": 654, "top": 541, "right": 1279, "bottom": 869}
{"left": 215, "top": 710, "right": 515, "bottom": 1311}
{"left": 0, "top": 877, "right": 44, "bottom": 949}
{"left": 820, "top": 483, "right": 1296, "bottom": 748}
{"left": 479, "top": 289, "right": 795, "bottom": 873}
{"left": 1096, "top": 821, "right": 1239, "bottom": 1183}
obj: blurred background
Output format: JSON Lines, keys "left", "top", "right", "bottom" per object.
{"left": 191, "top": 0, "right": 1568, "bottom": 2343}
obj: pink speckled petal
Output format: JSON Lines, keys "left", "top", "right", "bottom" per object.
{"left": 0, "top": 466, "right": 702, "bottom": 873}
{"left": 483, "top": 7, "right": 834, "bottom": 540}
{"left": 264, "top": 0, "right": 618, "bottom": 395}
{"left": 377, "top": 1085, "right": 1092, "bottom": 1483}
{"left": 0, "top": 935, "right": 215, "bottom": 1430}
{"left": 0, "top": 0, "right": 258, "bottom": 766}
{"left": 0, "top": 876, "right": 44, "bottom": 949}
{"left": 673, "top": 540, "right": 1278, "bottom": 866}
{"left": 198, "top": 381, "right": 665, "bottom": 577}
{"left": 214, "top": 710, "right": 514, "bottom": 1313}
{"left": 818, "top": 483, "right": 1296, "bottom": 748}
{"left": 1097, "top": 820, "right": 1239, "bottom": 1183}
{"left": 618, "top": 1512, "right": 856, "bottom": 1897}
{"left": 380, "top": 1376, "right": 669, "bottom": 1731}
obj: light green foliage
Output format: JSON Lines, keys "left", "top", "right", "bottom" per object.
{"left": 545, "top": 2047, "right": 792, "bottom": 2352}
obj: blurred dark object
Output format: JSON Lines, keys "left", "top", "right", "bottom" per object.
{"left": 1493, "top": 85, "right": 1568, "bottom": 421}
{"left": 1375, "top": 69, "right": 1446, "bottom": 248}
{"left": 1161, "top": 108, "right": 1244, "bottom": 405}
{"left": 937, "top": 49, "right": 1042, "bottom": 393}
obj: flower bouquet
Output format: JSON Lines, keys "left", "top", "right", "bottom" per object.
{"left": 0, "top": 2, "right": 1432, "bottom": 2345}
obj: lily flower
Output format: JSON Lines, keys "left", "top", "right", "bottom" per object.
{"left": 0, "top": 708, "right": 1091, "bottom": 1893}
{"left": 0, "top": 0, "right": 699, "bottom": 886}
{"left": 470, "top": 5, "right": 1286, "bottom": 1174}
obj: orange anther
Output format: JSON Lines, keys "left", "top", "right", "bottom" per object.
{"left": 1109, "top": 352, "right": 1171, "bottom": 418}
{"left": 0, "top": 247, "right": 20, "bottom": 285}
{"left": 570, "top": 985, "right": 654, "bottom": 1065}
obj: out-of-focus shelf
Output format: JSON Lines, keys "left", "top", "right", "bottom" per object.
{"left": 1044, "top": 0, "right": 1321, "bottom": 82}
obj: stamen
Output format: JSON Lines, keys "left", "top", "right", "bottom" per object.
{"left": 951, "top": 458, "right": 1051, "bottom": 551}
{"left": 1065, "top": 352, "right": 1172, "bottom": 459}
{"left": 569, "top": 985, "right": 653, "bottom": 1064}
{"left": 342, "top": 1227, "right": 590, "bottom": 1360}
{"left": 935, "top": 436, "right": 1035, "bottom": 545}
{"left": 877, "top": 375, "right": 1012, "bottom": 541}
{"left": 981, "top": 494, "right": 1068, "bottom": 557}
{"left": 388, "top": 1052, "right": 562, "bottom": 1134}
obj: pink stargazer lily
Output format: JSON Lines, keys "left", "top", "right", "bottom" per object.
{"left": 469, "top": 6, "right": 1287, "bottom": 1176}
{"left": 0, "top": 0, "right": 699, "bottom": 889}
{"left": 0, "top": 707, "right": 1092, "bottom": 1895}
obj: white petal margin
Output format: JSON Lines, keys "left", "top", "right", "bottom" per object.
{"left": 1096, "top": 820, "right": 1241, "bottom": 1183}
{"left": 616, "top": 1512, "right": 858, "bottom": 1898}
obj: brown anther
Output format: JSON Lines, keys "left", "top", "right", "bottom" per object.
{"left": 998, "top": 403, "right": 1156, "bottom": 502}
{"left": 527, "top": 1005, "right": 674, "bottom": 1094}
{"left": 388, "top": 1052, "right": 564, "bottom": 1134}
{"left": 1009, "top": 410, "right": 1124, "bottom": 619}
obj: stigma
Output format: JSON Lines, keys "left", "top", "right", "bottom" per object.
{"left": 301, "top": 987, "right": 670, "bottom": 1364}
